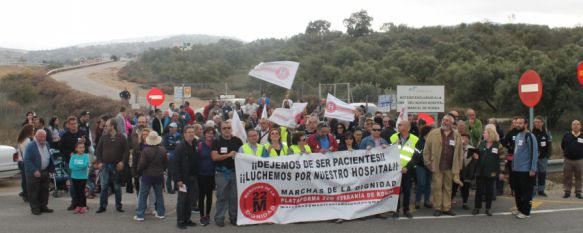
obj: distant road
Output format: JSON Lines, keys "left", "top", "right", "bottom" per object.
{"left": 51, "top": 61, "right": 129, "bottom": 102}
{"left": 50, "top": 61, "right": 207, "bottom": 109}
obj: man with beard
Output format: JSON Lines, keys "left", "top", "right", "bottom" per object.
{"left": 511, "top": 117, "right": 538, "bottom": 219}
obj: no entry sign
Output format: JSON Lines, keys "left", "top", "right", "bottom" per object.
{"left": 518, "top": 70, "right": 543, "bottom": 108}
{"left": 578, "top": 62, "right": 583, "bottom": 86}
{"left": 146, "top": 88, "right": 165, "bottom": 107}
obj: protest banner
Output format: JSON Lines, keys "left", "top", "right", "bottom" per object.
{"left": 236, "top": 146, "right": 402, "bottom": 225}
{"left": 249, "top": 61, "right": 300, "bottom": 89}
{"left": 324, "top": 93, "right": 356, "bottom": 122}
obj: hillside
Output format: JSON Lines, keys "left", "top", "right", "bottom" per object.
{"left": 0, "top": 34, "right": 232, "bottom": 64}
{"left": 120, "top": 21, "right": 583, "bottom": 128}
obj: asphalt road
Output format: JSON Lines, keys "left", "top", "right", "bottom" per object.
{"left": 51, "top": 62, "right": 129, "bottom": 103}
{"left": 1, "top": 178, "right": 582, "bottom": 233}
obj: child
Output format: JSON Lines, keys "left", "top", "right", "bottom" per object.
{"left": 69, "top": 142, "right": 90, "bottom": 214}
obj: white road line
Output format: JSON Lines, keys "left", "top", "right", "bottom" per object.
{"left": 399, "top": 207, "right": 583, "bottom": 220}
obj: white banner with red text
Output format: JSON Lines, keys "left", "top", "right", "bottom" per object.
{"left": 235, "top": 146, "right": 402, "bottom": 225}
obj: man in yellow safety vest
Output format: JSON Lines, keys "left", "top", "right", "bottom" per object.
{"left": 390, "top": 120, "right": 419, "bottom": 219}
{"left": 238, "top": 128, "right": 267, "bottom": 158}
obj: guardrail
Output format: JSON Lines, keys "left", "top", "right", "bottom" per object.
{"left": 547, "top": 159, "right": 564, "bottom": 173}
{"left": 46, "top": 60, "right": 114, "bottom": 76}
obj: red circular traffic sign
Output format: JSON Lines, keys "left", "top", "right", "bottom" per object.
{"left": 146, "top": 88, "right": 165, "bottom": 107}
{"left": 518, "top": 70, "right": 543, "bottom": 108}
{"left": 578, "top": 61, "right": 583, "bottom": 86}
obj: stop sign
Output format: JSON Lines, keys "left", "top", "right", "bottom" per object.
{"left": 146, "top": 88, "right": 165, "bottom": 107}
{"left": 518, "top": 70, "right": 543, "bottom": 108}
{"left": 578, "top": 61, "right": 583, "bottom": 86}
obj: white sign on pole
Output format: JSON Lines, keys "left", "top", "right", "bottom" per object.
{"left": 235, "top": 147, "right": 402, "bottom": 225}
{"left": 377, "top": 94, "right": 397, "bottom": 112}
{"left": 396, "top": 85, "right": 445, "bottom": 113}
{"left": 174, "top": 86, "right": 183, "bottom": 100}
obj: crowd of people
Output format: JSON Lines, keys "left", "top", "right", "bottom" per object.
{"left": 14, "top": 95, "right": 583, "bottom": 228}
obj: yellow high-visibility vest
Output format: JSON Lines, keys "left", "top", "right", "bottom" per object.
{"left": 264, "top": 143, "right": 289, "bottom": 156}
{"left": 389, "top": 133, "right": 419, "bottom": 167}
{"left": 241, "top": 143, "right": 265, "bottom": 157}
{"left": 290, "top": 144, "right": 312, "bottom": 154}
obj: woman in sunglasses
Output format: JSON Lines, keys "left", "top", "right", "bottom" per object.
{"left": 264, "top": 128, "right": 290, "bottom": 156}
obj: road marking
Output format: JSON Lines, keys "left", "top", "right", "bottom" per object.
{"left": 397, "top": 207, "right": 583, "bottom": 220}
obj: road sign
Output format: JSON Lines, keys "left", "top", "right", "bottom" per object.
{"left": 578, "top": 62, "right": 583, "bottom": 86}
{"left": 174, "top": 86, "right": 183, "bottom": 100}
{"left": 184, "top": 86, "right": 192, "bottom": 98}
{"left": 146, "top": 88, "right": 165, "bottom": 107}
{"left": 518, "top": 70, "right": 543, "bottom": 108}
{"left": 397, "top": 85, "right": 445, "bottom": 113}
{"left": 377, "top": 94, "right": 397, "bottom": 112}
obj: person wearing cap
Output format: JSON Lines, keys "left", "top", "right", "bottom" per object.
{"left": 163, "top": 122, "right": 182, "bottom": 194}
{"left": 239, "top": 128, "right": 267, "bottom": 157}
{"left": 389, "top": 120, "right": 419, "bottom": 219}
{"left": 307, "top": 122, "right": 339, "bottom": 153}
{"left": 134, "top": 131, "right": 168, "bottom": 221}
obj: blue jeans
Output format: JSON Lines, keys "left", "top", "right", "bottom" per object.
{"left": 415, "top": 166, "right": 432, "bottom": 204}
{"left": 535, "top": 158, "right": 549, "bottom": 193}
{"left": 99, "top": 164, "right": 123, "bottom": 209}
{"left": 18, "top": 161, "right": 27, "bottom": 197}
{"left": 136, "top": 177, "right": 165, "bottom": 218}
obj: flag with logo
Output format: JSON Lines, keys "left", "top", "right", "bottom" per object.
{"left": 231, "top": 111, "right": 247, "bottom": 143}
{"left": 324, "top": 93, "right": 356, "bottom": 122}
{"left": 248, "top": 61, "right": 300, "bottom": 89}
{"left": 291, "top": 102, "right": 308, "bottom": 124}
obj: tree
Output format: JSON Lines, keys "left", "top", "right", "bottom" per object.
{"left": 343, "top": 10, "right": 374, "bottom": 37}
{"left": 305, "top": 20, "right": 331, "bottom": 36}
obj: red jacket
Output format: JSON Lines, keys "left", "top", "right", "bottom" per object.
{"left": 307, "top": 133, "right": 338, "bottom": 153}
{"left": 186, "top": 107, "right": 195, "bottom": 125}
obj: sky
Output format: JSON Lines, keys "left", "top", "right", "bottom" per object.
{"left": 2, "top": 0, "right": 583, "bottom": 50}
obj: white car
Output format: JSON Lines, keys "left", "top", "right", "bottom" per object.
{"left": 0, "top": 145, "right": 19, "bottom": 179}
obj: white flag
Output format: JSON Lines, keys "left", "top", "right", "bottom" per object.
{"left": 268, "top": 108, "right": 295, "bottom": 128}
{"left": 291, "top": 102, "right": 308, "bottom": 125}
{"left": 248, "top": 61, "right": 299, "bottom": 89}
{"left": 231, "top": 111, "right": 247, "bottom": 143}
{"left": 260, "top": 105, "right": 268, "bottom": 119}
{"left": 324, "top": 93, "right": 356, "bottom": 122}
{"left": 395, "top": 101, "right": 408, "bottom": 130}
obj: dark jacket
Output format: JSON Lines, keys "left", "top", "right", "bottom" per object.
{"left": 24, "top": 140, "right": 55, "bottom": 177}
{"left": 152, "top": 117, "right": 164, "bottom": 137}
{"left": 137, "top": 145, "right": 168, "bottom": 177}
{"left": 475, "top": 141, "right": 506, "bottom": 178}
{"left": 96, "top": 133, "right": 129, "bottom": 165}
{"left": 532, "top": 128, "right": 552, "bottom": 159}
{"left": 174, "top": 139, "right": 199, "bottom": 183}
{"left": 561, "top": 132, "right": 583, "bottom": 161}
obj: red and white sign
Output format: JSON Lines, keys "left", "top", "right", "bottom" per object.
{"left": 578, "top": 61, "right": 583, "bottom": 86}
{"left": 146, "top": 88, "right": 165, "bottom": 107}
{"left": 324, "top": 93, "right": 355, "bottom": 122}
{"left": 518, "top": 70, "right": 543, "bottom": 108}
{"left": 236, "top": 146, "right": 401, "bottom": 225}
{"left": 248, "top": 61, "right": 300, "bottom": 89}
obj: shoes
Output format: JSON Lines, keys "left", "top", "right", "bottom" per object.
{"left": 433, "top": 210, "right": 442, "bottom": 217}
{"left": 32, "top": 210, "right": 42, "bottom": 215}
{"left": 74, "top": 207, "right": 81, "bottom": 214}
{"left": 424, "top": 203, "right": 433, "bottom": 209}
{"left": 80, "top": 207, "right": 88, "bottom": 214}
{"left": 472, "top": 209, "right": 480, "bottom": 215}
{"left": 185, "top": 220, "right": 197, "bottom": 227}
{"left": 40, "top": 208, "right": 54, "bottom": 213}
{"left": 176, "top": 223, "right": 187, "bottom": 229}
{"left": 392, "top": 212, "right": 399, "bottom": 219}
{"left": 230, "top": 219, "right": 237, "bottom": 226}
{"left": 200, "top": 216, "right": 210, "bottom": 226}
{"left": 576, "top": 193, "right": 583, "bottom": 199}
{"left": 216, "top": 221, "right": 225, "bottom": 227}
{"left": 563, "top": 192, "right": 571, "bottom": 198}
{"left": 442, "top": 210, "right": 456, "bottom": 216}
{"left": 403, "top": 211, "right": 413, "bottom": 219}
{"left": 462, "top": 204, "right": 470, "bottom": 210}
{"left": 67, "top": 204, "right": 76, "bottom": 211}
{"left": 511, "top": 208, "right": 520, "bottom": 215}
{"left": 155, "top": 213, "right": 165, "bottom": 219}
{"left": 516, "top": 213, "right": 530, "bottom": 219}
{"left": 134, "top": 216, "right": 144, "bottom": 221}
{"left": 485, "top": 209, "right": 493, "bottom": 216}
{"left": 96, "top": 207, "right": 106, "bottom": 213}
{"left": 538, "top": 192, "right": 548, "bottom": 197}
{"left": 116, "top": 207, "right": 124, "bottom": 212}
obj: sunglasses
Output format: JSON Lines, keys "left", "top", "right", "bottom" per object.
{"left": 222, "top": 127, "right": 231, "bottom": 130}
{"left": 372, "top": 129, "right": 381, "bottom": 131}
